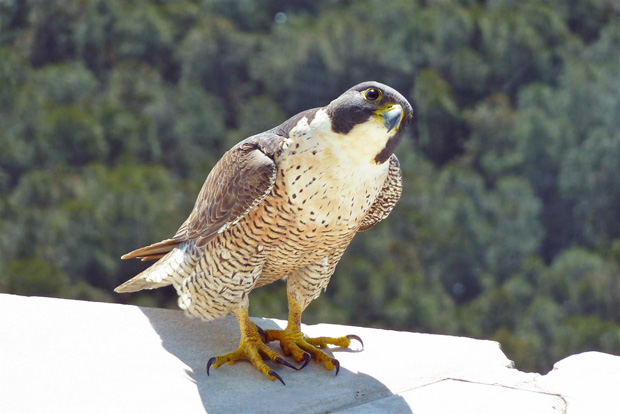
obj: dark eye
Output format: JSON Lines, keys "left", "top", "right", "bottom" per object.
{"left": 363, "top": 88, "right": 381, "bottom": 101}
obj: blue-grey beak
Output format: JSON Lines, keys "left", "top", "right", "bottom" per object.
{"left": 381, "top": 105, "right": 403, "bottom": 132}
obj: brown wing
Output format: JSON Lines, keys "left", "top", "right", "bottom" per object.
{"left": 358, "top": 154, "right": 403, "bottom": 232}
{"left": 172, "top": 133, "right": 281, "bottom": 247}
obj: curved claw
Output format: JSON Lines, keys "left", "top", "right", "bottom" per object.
{"left": 206, "top": 357, "right": 217, "bottom": 376}
{"left": 268, "top": 369, "right": 286, "bottom": 385}
{"left": 275, "top": 356, "right": 298, "bottom": 371}
{"left": 299, "top": 352, "right": 311, "bottom": 370}
{"left": 255, "top": 324, "right": 268, "bottom": 343}
{"left": 346, "top": 334, "right": 364, "bottom": 350}
{"left": 333, "top": 358, "right": 340, "bottom": 376}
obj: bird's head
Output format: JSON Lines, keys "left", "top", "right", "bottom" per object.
{"left": 324, "top": 81, "right": 413, "bottom": 164}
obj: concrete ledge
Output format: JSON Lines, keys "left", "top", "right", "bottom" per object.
{"left": 0, "top": 293, "right": 617, "bottom": 413}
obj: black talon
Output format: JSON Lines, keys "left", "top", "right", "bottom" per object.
{"left": 346, "top": 334, "right": 364, "bottom": 350}
{"left": 269, "top": 370, "right": 286, "bottom": 385}
{"left": 299, "top": 352, "right": 311, "bottom": 370}
{"left": 333, "top": 358, "right": 340, "bottom": 376}
{"left": 275, "top": 356, "right": 298, "bottom": 371}
{"left": 256, "top": 324, "right": 268, "bottom": 343}
{"left": 206, "top": 357, "right": 217, "bottom": 376}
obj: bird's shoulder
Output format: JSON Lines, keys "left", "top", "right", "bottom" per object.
{"left": 272, "top": 107, "right": 322, "bottom": 138}
{"left": 173, "top": 132, "right": 285, "bottom": 247}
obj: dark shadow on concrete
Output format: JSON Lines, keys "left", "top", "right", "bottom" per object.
{"left": 140, "top": 306, "right": 413, "bottom": 414}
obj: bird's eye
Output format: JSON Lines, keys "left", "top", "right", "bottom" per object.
{"left": 363, "top": 88, "right": 381, "bottom": 102}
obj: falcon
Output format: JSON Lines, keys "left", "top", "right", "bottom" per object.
{"left": 115, "top": 81, "right": 413, "bottom": 384}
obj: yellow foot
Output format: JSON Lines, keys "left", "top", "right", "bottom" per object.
{"left": 263, "top": 329, "right": 364, "bottom": 375}
{"left": 206, "top": 324, "right": 298, "bottom": 385}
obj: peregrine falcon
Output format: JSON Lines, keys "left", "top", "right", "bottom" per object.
{"left": 115, "top": 81, "right": 413, "bottom": 384}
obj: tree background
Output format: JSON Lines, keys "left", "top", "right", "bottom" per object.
{"left": 1, "top": 0, "right": 619, "bottom": 373}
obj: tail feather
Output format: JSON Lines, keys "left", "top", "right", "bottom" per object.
{"left": 120, "top": 239, "right": 179, "bottom": 260}
{"left": 115, "top": 241, "right": 200, "bottom": 293}
{"left": 140, "top": 253, "right": 167, "bottom": 262}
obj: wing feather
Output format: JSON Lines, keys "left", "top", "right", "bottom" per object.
{"left": 172, "top": 134, "right": 281, "bottom": 247}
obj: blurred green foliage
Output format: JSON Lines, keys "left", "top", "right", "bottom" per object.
{"left": 1, "top": 0, "right": 619, "bottom": 373}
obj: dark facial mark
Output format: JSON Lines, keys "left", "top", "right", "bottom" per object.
{"left": 327, "top": 99, "right": 373, "bottom": 134}
{"left": 375, "top": 130, "right": 405, "bottom": 164}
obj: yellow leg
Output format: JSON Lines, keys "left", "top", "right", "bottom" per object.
{"left": 264, "top": 296, "right": 363, "bottom": 375}
{"left": 206, "top": 307, "right": 296, "bottom": 385}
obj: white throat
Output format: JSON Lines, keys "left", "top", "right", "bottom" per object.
{"left": 279, "top": 109, "right": 391, "bottom": 226}
{"left": 288, "top": 109, "right": 393, "bottom": 168}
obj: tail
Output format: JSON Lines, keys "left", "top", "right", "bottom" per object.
{"left": 115, "top": 240, "right": 200, "bottom": 293}
{"left": 120, "top": 239, "right": 179, "bottom": 261}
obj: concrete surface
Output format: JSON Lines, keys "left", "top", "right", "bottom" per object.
{"left": 0, "top": 293, "right": 618, "bottom": 413}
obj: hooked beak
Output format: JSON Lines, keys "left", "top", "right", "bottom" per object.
{"left": 378, "top": 105, "right": 403, "bottom": 132}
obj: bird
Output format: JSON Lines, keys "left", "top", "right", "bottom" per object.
{"left": 115, "top": 81, "right": 413, "bottom": 384}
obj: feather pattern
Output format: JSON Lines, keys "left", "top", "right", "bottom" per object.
{"left": 114, "top": 242, "right": 200, "bottom": 293}
{"left": 358, "top": 154, "right": 403, "bottom": 231}
{"left": 172, "top": 133, "right": 283, "bottom": 247}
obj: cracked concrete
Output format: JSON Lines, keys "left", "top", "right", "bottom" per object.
{"left": 0, "top": 293, "right": 617, "bottom": 413}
